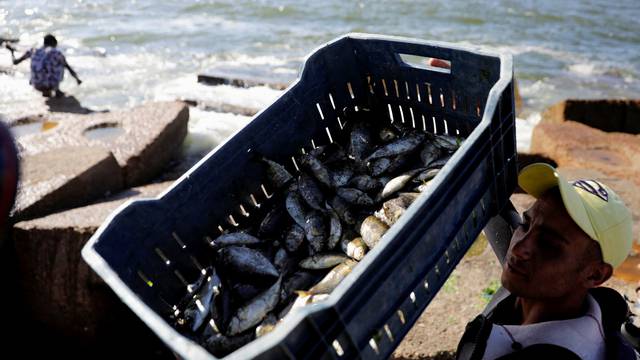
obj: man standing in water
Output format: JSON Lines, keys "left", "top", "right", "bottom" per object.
{"left": 6, "top": 34, "right": 81, "bottom": 97}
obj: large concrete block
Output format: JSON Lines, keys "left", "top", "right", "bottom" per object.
{"left": 17, "top": 101, "right": 189, "bottom": 186}
{"left": 531, "top": 121, "right": 640, "bottom": 187}
{"left": 542, "top": 99, "right": 640, "bottom": 134}
{"left": 13, "top": 146, "right": 123, "bottom": 221}
{"left": 12, "top": 181, "right": 173, "bottom": 354}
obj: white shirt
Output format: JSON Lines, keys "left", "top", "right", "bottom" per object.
{"left": 482, "top": 294, "right": 606, "bottom": 360}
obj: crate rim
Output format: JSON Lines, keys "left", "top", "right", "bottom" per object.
{"left": 81, "top": 32, "right": 514, "bottom": 360}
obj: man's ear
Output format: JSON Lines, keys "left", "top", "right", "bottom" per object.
{"left": 585, "top": 262, "right": 613, "bottom": 288}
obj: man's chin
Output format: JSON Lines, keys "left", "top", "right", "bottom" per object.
{"left": 501, "top": 270, "right": 527, "bottom": 296}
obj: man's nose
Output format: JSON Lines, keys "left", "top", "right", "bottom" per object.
{"left": 510, "top": 231, "right": 534, "bottom": 260}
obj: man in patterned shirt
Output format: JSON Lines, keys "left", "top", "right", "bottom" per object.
{"left": 6, "top": 34, "right": 81, "bottom": 97}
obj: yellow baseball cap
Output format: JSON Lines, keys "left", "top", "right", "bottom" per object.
{"left": 518, "top": 163, "right": 633, "bottom": 268}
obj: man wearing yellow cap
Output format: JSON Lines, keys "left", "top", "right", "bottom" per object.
{"left": 456, "top": 163, "right": 637, "bottom": 359}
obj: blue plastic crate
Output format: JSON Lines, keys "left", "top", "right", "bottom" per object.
{"left": 82, "top": 33, "right": 516, "bottom": 359}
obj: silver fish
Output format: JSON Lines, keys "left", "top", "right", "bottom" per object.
{"left": 285, "top": 224, "right": 305, "bottom": 252}
{"left": 308, "top": 259, "right": 358, "bottom": 294}
{"left": 232, "top": 282, "right": 262, "bottom": 303}
{"left": 299, "top": 253, "right": 350, "bottom": 270}
{"left": 434, "top": 134, "right": 461, "bottom": 151}
{"left": 262, "top": 158, "right": 293, "bottom": 188}
{"left": 420, "top": 142, "right": 441, "bottom": 167}
{"left": 329, "top": 195, "right": 356, "bottom": 225}
{"left": 274, "top": 248, "right": 293, "bottom": 274}
{"left": 378, "top": 126, "right": 398, "bottom": 142}
{"left": 413, "top": 168, "right": 440, "bottom": 183}
{"left": 210, "top": 232, "right": 263, "bottom": 248}
{"left": 289, "top": 291, "right": 331, "bottom": 312}
{"left": 202, "top": 323, "right": 254, "bottom": 357}
{"left": 385, "top": 153, "right": 411, "bottom": 175}
{"left": 298, "top": 174, "right": 324, "bottom": 211}
{"left": 255, "top": 314, "right": 278, "bottom": 338}
{"left": 380, "top": 193, "right": 420, "bottom": 226}
{"left": 218, "top": 246, "right": 279, "bottom": 281}
{"left": 365, "top": 132, "right": 425, "bottom": 161}
{"left": 258, "top": 205, "right": 286, "bottom": 237}
{"left": 348, "top": 174, "right": 381, "bottom": 192}
{"left": 369, "top": 157, "right": 392, "bottom": 177}
{"left": 380, "top": 169, "right": 423, "bottom": 199}
{"left": 285, "top": 191, "right": 307, "bottom": 227}
{"left": 341, "top": 236, "right": 367, "bottom": 261}
{"left": 325, "top": 203, "right": 342, "bottom": 249}
{"left": 336, "top": 188, "right": 374, "bottom": 206}
{"left": 330, "top": 167, "right": 355, "bottom": 188}
{"left": 227, "top": 277, "right": 282, "bottom": 336}
{"left": 281, "top": 271, "right": 320, "bottom": 301}
{"left": 349, "top": 122, "right": 373, "bottom": 161}
{"left": 360, "top": 216, "right": 389, "bottom": 249}
{"left": 426, "top": 155, "right": 450, "bottom": 170}
{"left": 182, "top": 267, "right": 222, "bottom": 332}
{"left": 300, "top": 154, "right": 333, "bottom": 188}
{"left": 304, "top": 211, "right": 326, "bottom": 254}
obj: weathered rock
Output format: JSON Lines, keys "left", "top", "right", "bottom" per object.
{"left": 197, "top": 72, "right": 289, "bottom": 90}
{"left": 12, "top": 146, "right": 123, "bottom": 221}
{"left": 17, "top": 101, "right": 189, "bottom": 186}
{"left": 542, "top": 99, "right": 640, "bottom": 134}
{"left": 12, "top": 181, "right": 172, "bottom": 348}
{"left": 531, "top": 121, "right": 640, "bottom": 188}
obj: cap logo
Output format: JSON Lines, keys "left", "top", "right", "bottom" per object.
{"left": 573, "top": 179, "right": 608, "bottom": 202}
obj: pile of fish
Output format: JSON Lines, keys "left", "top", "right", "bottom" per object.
{"left": 171, "top": 111, "right": 462, "bottom": 357}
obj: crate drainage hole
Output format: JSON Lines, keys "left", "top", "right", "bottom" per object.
{"left": 332, "top": 340, "right": 345, "bottom": 357}
{"left": 10, "top": 119, "right": 58, "bottom": 138}
{"left": 83, "top": 122, "right": 124, "bottom": 141}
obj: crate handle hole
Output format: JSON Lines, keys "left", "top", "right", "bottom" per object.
{"left": 397, "top": 53, "right": 451, "bottom": 74}
{"left": 397, "top": 309, "right": 406, "bottom": 324}
{"left": 409, "top": 291, "right": 416, "bottom": 303}
{"left": 443, "top": 119, "right": 449, "bottom": 134}
{"left": 398, "top": 105, "right": 405, "bottom": 123}
{"left": 439, "top": 88, "right": 445, "bottom": 108}
{"left": 415, "top": 83, "right": 421, "bottom": 102}
{"left": 393, "top": 79, "right": 400, "bottom": 98}
{"left": 387, "top": 104, "right": 394, "bottom": 123}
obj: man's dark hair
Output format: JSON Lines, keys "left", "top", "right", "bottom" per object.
{"left": 43, "top": 34, "right": 57, "bottom": 47}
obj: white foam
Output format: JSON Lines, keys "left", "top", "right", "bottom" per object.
{"left": 515, "top": 112, "right": 542, "bottom": 153}
{"left": 153, "top": 75, "right": 282, "bottom": 110}
{"left": 183, "top": 108, "right": 252, "bottom": 156}
{"left": 568, "top": 63, "right": 602, "bottom": 77}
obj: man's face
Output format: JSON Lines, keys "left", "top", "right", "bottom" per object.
{"left": 501, "top": 190, "right": 598, "bottom": 299}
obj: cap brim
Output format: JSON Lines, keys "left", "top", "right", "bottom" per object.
{"left": 518, "top": 163, "right": 598, "bottom": 241}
